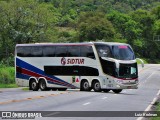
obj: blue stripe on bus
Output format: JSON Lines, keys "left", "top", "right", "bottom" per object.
{"left": 16, "top": 73, "right": 30, "bottom": 80}
{"left": 16, "top": 58, "right": 77, "bottom": 88}
{"left": 16, "top": 72, "right": 67, "bottom": 86}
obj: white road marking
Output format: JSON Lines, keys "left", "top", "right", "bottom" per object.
{"left": 137, "top": 116, "right": 143, "bottom": 120}
{"left": 137, "top": 89, "right": 160, "bottom": 120}
{"left": 157, "top": 90, "right": 160, "bottom": 96}
{"left": 150, "top": 98, "right": 158, "bottom": 105}
{"left": 145, "top": 72, "right": 154, "bottom": 82}
{"left": 101, "top": 97, "right": 107, "bottom": 99}
{"left": 139, "top": 72, "right": 155, "bottom": 86}
{"left": 83, "top": 102, "right": 91, "bottom": 106}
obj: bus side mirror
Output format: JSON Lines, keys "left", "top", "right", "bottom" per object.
{"left": 136, "top": 58, "right": 144, "bottom": 68}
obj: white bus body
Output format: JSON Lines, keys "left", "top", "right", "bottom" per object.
{"left": 15, "top": 42, "right": 139, "bottom": 93}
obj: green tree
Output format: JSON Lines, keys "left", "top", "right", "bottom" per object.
{"left": 0, "top": 0, "right": 57, "bottom": 64}
{"left": 77, "top": 12, "right": 115, "bottom": 42}
{"left": 131, "top": 9, "right": 155, "bottom": 58}
{"left": 152, "top": 19, "right": 160, "bottom": 58}
{"left": 107, "top": 11, "right": 141, "bottom": 45}
{"left": 153, "top": 20, "right": 160, "bottom": 36}
{"left": 152, "top": 5, "right": 160, "bottom": 20}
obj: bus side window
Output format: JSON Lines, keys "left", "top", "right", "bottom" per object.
{"left": 55, "top": 46, "right": 68, "bottom": 57}
{"left": 43, "top": 46, "right": 55, "bottom": 57}
{"left": 17, "top": 46, "right": 23, "bottom": 57}
{"left": 31, "top": 46, "right": 43, "bottom": 57}
{"left": 68, "top": 46, "right": 80, "bottom": 57}
{"left": 95, "top": 45, "right": 112, "bottom": 58}
{"left": 80, "top": 46, "right": 95, "bottom": 59}
{"left": 100, "top": 58, "right": 116, "bottom": 76}
{"left": 17, "top": 46, "right": 32, "bottom": 57}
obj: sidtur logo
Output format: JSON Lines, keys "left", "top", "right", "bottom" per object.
{"left": 61, "top": 57, "right": 84, "bottom": 65}
{"left": 61, "top": 57, "right": 66, "bottom": 65}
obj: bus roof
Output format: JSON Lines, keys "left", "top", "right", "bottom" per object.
{"left": 16, "top": 42, "right": 93, "bottom": 47}
{"left": 93, "top": 42, "right": 129, "bottom": 46}
{"left": 16, "top": 42, "right": 129, "bottom": 47}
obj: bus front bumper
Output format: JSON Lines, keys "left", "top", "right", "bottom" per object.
{"left": 102, "top": 78, "right": 139, "bottom": 89}
{"left": 114, "top": 78, "right": 139, "bottom": 89}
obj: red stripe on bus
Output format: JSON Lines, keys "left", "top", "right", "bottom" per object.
{"left": 16, "top": 66, "right": 74, "bottom": 87}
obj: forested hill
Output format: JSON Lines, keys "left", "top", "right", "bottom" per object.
{"left": 0, "top": 0, "right": 160, "bottom": 65}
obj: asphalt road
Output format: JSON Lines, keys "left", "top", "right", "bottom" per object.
{"left": 0, "top": 64, "right": 160, "bottom": 120}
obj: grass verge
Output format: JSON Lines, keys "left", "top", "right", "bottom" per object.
{"left": 22, "top": 87, "right": 29, "bottom": 91}
{"left": 142, "top": 58, "right": 160, "bottom": 64}
{"left": 136, "top": 58, "right": 160, "bottom": 64}
{"left": 0, "top": 84, "right": 18, "bottom": 88}
{"left": 136, "top": 58, "right": 148, "bottom": 64}
{"left": 151, "top": 99, "right": 160, "bottom": 120}
{"left": 0, "top": 67, "right": 15, "bottom": 84}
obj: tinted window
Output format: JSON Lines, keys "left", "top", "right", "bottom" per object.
{"left": 31, "top": 46, "right": 43, "bottom": 57}
{"left": 44, "top": 66, "right": 99, "bottom": 76}
{"left": 80, "top": 46, "right": 95, "bottom": 59}
{"left": 17, "top": 46, "right": 32, "bottom": 57}
{"left": 17, "top": 45, "right": 96, "bottom": 58}
{"left": 95, "top": 45, "right": 112, "bottom": 57}
{"left": 17, "top": 46, "right": 24, "bottom": 57}
{"left": 55, "top": 46, "right": 68, "bottom": 57}
{"left": 113, "top": 45, "right": 135, "bottom": 60}
{"left": 99, "top": 58, "right": 117, "bottom": 77}
{"left": 119, "top": 63, "right": 138, "bottom": 78}
{"left": 43, "top": 46, "right": 55, "bottom": 57}
{"left": 68, "top": 46, "right": 80, "bottom": 57}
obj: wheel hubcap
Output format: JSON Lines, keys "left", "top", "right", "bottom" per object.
{"left": 84, "top": 82, "right": 89, "bottom": 89}
{"left": 41, "top": 82, "right": 45, "bottom": 89}
{"left": 95, "top": 83, "right": 100, "bottom": 90}
{"left": 32, "top": 82, "right": 36, "bottom": 89}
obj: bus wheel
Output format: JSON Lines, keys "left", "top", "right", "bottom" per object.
{"left": 103, "top": 89, "right": 110, "bottom": 93}
{"left": 112, "top": 89, "right": 122, "bottom": 93}
{"left": 29, "top": 79, "right": 39, "bottom": 91}
{"left": 52, "top": 88, "right": 57, "bottom": 91}
{"left": 39, "top": 79, "right": 47, "bottom": 91}
{"left": 81, "top": 80, "right": 91, "bottom": 91}
{"left": 93, "top": 81, "right": 101, "bottom": 92}
{"left": 58, "top": 88, "right": 67, "bottom": 91}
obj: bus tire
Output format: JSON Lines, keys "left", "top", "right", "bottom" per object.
{"left": 52, "top": 88, "right": 57, "bottom": 91}
{"left": 58, "top": 88, "right": 67, "bottom": 91}
{"left": 112, "top": 89, "right": 122, "bottom": 93}
{"left": 81, "top": 80, "right": 91, "bottom": 91}
{"left": 103, "top": 89, "right": 110, "bottom": 93}
{"left": 29, "top": 79, "right": 39, "bottom": 91}
{"left": 92, "top": 80, "right": 101, "bottom": 92}
{"left": 39, "top": 79, "right": 48, "bottom": 91}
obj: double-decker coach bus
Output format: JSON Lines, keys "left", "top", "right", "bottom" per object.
{"left": 15, "top": 42, "right": 143, "bottom": 93}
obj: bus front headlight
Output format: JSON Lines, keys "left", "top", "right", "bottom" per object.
{"left": 115, "top": 79, "right": 122, "bottom": 84}
{"left": 116, "top": 85, "right": 120, "bottom": 88}
{"left": 135, "top": 80, "right": 139, "bottom": 84}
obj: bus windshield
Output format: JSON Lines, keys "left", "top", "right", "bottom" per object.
{"left": 95, "top": 44, "right": 135, "bottom": 60}
{"left": 119, "top": 63, "right": 138, "bottom": 78}
{"left": 112, "top": 45, "right": 135, "bottom": 60}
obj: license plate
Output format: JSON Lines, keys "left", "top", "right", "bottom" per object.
{"left": 108, "top": 84, "right": 113, "bottom": 87}
{"left": 124, "top": 80, "right": 135, "bottom": 83}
